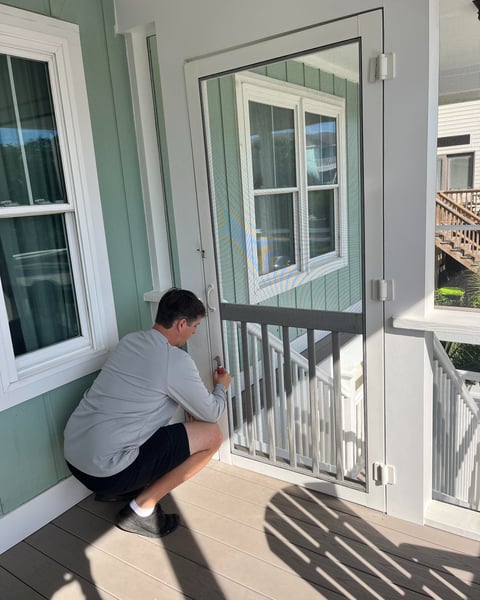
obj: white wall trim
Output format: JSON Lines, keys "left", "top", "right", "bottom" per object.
{"left": 393, "top": 310, "right": 480, "bottom": 344}
{"left": 123, "top": 28, "right": 173, "bottom": 293}
{"left": 0, "top": 476, "right": 90, "bottom": 555}
{"left": 425, "top": 499, "right": 480, "bottom": 541}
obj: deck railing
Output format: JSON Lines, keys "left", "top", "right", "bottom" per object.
{"left": 220, "top": 307, "right": 479, "bottom": 508}
{"left": 221, "top": 303, "right": 365, "bottom": 486}
{"left": 435, "top": 192, "right": 480, "bottom": 265}
{"left": 439, "top": 189, "right": 480, "bottom": 216}
{"left": 432, "top": 335, "right": 480, "bottom": 510}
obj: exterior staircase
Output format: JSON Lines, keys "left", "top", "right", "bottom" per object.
{"left": 435, "top": 189, "right": 480, "bottom": 272}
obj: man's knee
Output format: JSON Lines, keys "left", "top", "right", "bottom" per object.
{"left": 200, "top": 422, "right": 223, "bottom": 451}
{"left": 209, "top": 422, "right": 223, "bottom": 450}
{"left": 184, "top": 421, "right": 223, "bottom": 455}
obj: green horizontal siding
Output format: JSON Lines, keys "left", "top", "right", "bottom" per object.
{"left": 0, "top": 0, "right": 152, "bottom": 514}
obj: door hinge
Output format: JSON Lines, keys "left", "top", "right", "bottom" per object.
{"left": 369, "top": 53, "right": 396, "bottom": 82}
{"left": 373, "top": 462, "right": 396, "bottom": 486}
{"left": 372, "top": 279, "right": 394, "bottom": 302}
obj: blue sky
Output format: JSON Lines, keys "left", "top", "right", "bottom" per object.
{"left": 0, "top": 127, "right": 56, "bottom": 146}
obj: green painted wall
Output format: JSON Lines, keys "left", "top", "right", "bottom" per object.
{"left": 206, "top": 60, "right": 362, "bottom": 329}
{"left": 0, "top": 0, "right": 152, "bottom": 514}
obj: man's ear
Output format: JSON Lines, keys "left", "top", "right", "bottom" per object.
{"left": 176, "top": 318, "right": 188, "bottom": 331}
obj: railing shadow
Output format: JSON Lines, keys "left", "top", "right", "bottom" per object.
{"left": 264, "top": 485, "right": 480, "bottom": 599}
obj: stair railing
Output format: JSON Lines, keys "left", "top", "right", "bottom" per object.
{"left": 439, "top": 189, "right": 480, "bottom": 216}
{"left": 435, "top": 193, "right": 480, "bottom": 270}
{"left": 432, "top": 335, "right": 480, "bottom": 510}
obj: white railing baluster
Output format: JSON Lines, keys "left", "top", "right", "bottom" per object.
{"left": 251, "top": 333, "right": 262, "bottom": 447}
{"left": 230, "top": 321, "right": 245, "bottom": 446}
{"left": 432, "top": 335, "right": 480, "bottom": 510}
{"left": 226, "top": 319, "right": 365, "bottom": 481}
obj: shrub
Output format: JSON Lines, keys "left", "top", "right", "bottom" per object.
{"left": 435, "top": 287, "right": 464, "bottom": 306}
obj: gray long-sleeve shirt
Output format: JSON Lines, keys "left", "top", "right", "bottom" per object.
{"left": 64, "top": 328, "right": 226, "bottom": 477}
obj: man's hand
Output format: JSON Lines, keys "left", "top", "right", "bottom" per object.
{"left": 214, "top": 368, "right": 232, "bottom": 390}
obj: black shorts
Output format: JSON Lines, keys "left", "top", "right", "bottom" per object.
{"left": 66, "top": 422, "right": 190, "bottom": 495}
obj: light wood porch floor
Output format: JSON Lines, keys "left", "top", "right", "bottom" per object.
{"left": 0, "top": 462, "right": 479, "bottom": 599}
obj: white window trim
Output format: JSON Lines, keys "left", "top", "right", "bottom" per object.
{"left": 0, "top": 5, "right": 118, "bottom": 411}
{"left": 235, "top": 71, "right": 348, "bottom": 303}
{"left": 122, "top": 26, "right": 173, "bottom": 305}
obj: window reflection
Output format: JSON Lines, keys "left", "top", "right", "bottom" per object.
{"left": 0, "top": 55, "right": 66, "bottom": 207}
{"left": 255, "top": 193, "right": 295, "bottom": 275}
{"left": 249, "top": 101, "right": 296, "bottom": 189}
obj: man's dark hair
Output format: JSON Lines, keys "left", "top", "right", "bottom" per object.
{"left": 155, "top": 288, "right": 206, "bottom": 328}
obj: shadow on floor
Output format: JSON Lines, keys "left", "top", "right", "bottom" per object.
{"left": 264, "top": 485, "right": 480, "bottom": 599}
{"left": 0, "top": 494, "right": 228, "bottom": 600}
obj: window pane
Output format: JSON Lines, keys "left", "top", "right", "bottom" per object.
{"left": 305, "top": 112, "right": 337, "bottom": 186}
{"left": 308, "top": 189, "right": 335, "bottom": 258}
{"left": 249, "top": 101, "right": 296, "bottom": 189}
{"left": 0, "top": 55, "right": 29, "bottom": 205}
{"left": 0, "top": 214, "right": 80, "bottom": 355}
{"left": 447, "top": 154, "right": 473, "bottom": 190}
{"left": 255, "top": 193, "right": 295, "bottom": 275}
{"left": 0, "top": 55, "right": 66, "bottom": 207}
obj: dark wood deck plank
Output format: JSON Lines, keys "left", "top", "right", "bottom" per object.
{"left": 0, "top": 541, "right": 117, "bottom": 599}
{"left": 26, "top": 523, "right": 184, "bottom": 600}
{"left": 0, "top": 564, "right": 46, "bottom": 600}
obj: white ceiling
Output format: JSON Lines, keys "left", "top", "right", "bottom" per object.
{"left": 295, "top": 1, "right": 478, "bottom": 104}
{"left": 440, "top": 0, "right": 480, "bottom": 103}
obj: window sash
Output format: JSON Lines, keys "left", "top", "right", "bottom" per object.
{"left": 237, "top": 73, "right": 346, "bottom": 300}
{"left": 0, "top": 50, "right": 88, "bottom": 365}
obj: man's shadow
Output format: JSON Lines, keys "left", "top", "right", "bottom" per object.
{"left": 264, "top": 485, "right": 480, "bottom": 599}
{"left": 1, "top": 493, "right": 227, "bottom": 600}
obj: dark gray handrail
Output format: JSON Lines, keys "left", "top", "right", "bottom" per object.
{"left": 220, "top": 303, "right": 363, "bottom": 334}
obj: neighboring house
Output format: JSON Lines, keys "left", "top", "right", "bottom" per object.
{"left": 435, "top": 100, "right": 480, "bottom": 287}
{"left": 437, "top": 100, "right": 480, "bottom": 190}
{"left": 1, "top": 0, "right": 479, "bottom": 554}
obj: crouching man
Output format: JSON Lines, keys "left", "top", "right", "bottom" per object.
{"left": 64, "top": 288, "right": 231, "bottom": 538}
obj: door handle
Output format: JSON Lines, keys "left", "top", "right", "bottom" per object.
{"left": 206, "top": 284, "right": 217, "bottom": 312}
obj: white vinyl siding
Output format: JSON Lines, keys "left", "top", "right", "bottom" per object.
{"left": 438, "top": 100, "right": 480, "bottom": 188}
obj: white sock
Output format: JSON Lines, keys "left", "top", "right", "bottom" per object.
{"left": 129, "top": 499, "right": 154, "bottom": 517}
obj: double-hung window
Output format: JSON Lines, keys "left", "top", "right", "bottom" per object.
{"left": 236, "top": 72, "right": 347, "bottom": 302}
{"left": 0, "top": 7, "right": 117, "bottom": 408}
